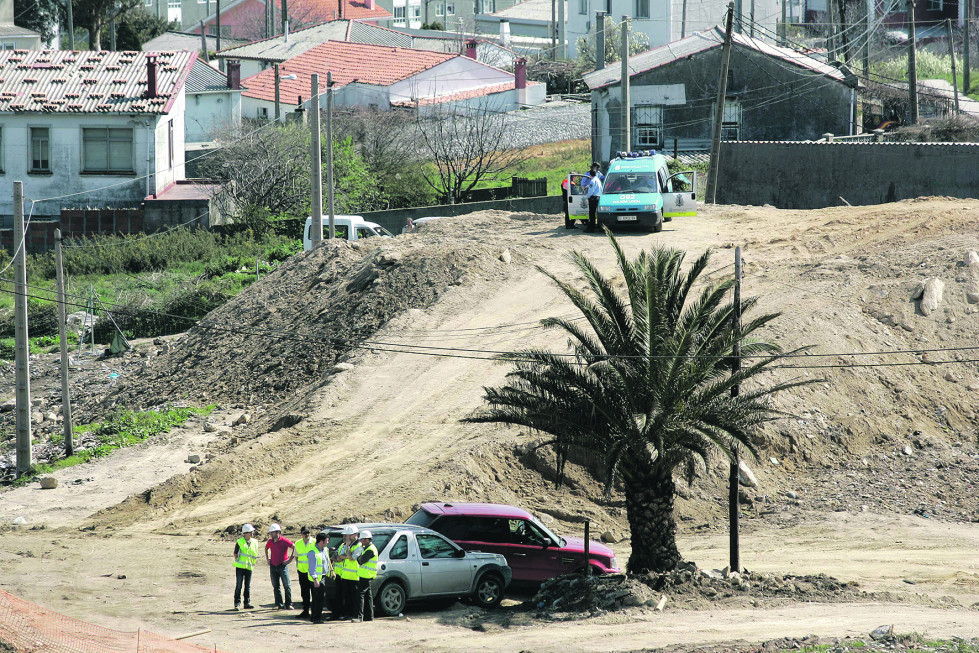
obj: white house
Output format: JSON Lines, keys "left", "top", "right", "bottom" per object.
{"left": 185, "top": 58, "right": 243, "bottom": 143}
{"left": 239, "top": 39, "right": 544, "bottom": 118}
{"left": 0, "top": 0, "right": 42, "bottom": 50}
{"left": 564, "top": 0, "right": 780, "bottom": 58}
{"left": 0, "top": 50, "right": 197, "bottom": 222}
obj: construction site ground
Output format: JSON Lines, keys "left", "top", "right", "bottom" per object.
{"left": 2, "top": 199, "right": 979, "bottom": 652}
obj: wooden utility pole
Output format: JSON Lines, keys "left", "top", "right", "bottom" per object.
{"left": 274, "top": 63, "right": 281, "bottom": 121}
{"left": 596, "top": 12, "right": 606, "bottom": 70}
{"left": 966, "top": 0, "right": 972, "bottom": 94}
{"left": 708, "top": 3, "right": 735, "bottom": 204}
{"left": 729, "top": 246, "right": 742, "bottom": 572}
{"left": 780, "top": 0, "right": 787, "bottom": 44}
{"left": 66, "top": 0, "right": 75, "bottom": 49}
{"left": 621, "top": 16, "right": 631, "bottom": 153}
{"left": 326, "top": 71, "right": 336, "bottom": 240}
{"left": 310, "top": 74, "right": 323, "bottom": 246}
{"left": 827, "top": 0, "right": 837, "bottom": 61}
{"left": 863, "top": 0, "right": 871, "bottom": 75}
{"left": 948, "top": 19, "right": 961, "bottom": 113}
{"left": 907, "top": 0, "right": 919, "bottom": 124}
{"left": 13, "top": 182, "right": 32, "bottom": 478}
{"left": 54, "top": 229, "right": 73, "bottom": 458}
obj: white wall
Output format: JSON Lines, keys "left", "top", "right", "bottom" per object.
{"left": 0, "top": 112, "right": 173, "bottom": 220}
{"left": 153, "top": 91, "right": 186, "bottom": 194}
{"left": 186, "top": 90, "right": 242, "bottom": 142}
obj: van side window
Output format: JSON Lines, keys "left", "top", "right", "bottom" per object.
{"left": 357, "top": 227, "right": 375, "bottom": 239}
{"left": 335, "top": 225, "right": 349, "bottom": 239}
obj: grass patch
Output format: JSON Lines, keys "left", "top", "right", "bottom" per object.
{"left": 14, "top": 405, "right": 215, "bottom": 486}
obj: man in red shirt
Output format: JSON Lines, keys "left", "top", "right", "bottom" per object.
{"left": 265, "top": 524, "right": 295, "bottom": 609}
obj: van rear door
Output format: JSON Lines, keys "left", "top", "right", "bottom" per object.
{"left": 566, "top": 173, "right": 590, "bottom": 220}
{"left": 663, "top": 171, "right": 698, "bottom": 219}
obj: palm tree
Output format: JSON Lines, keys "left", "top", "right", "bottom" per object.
{"left": 466, "top": 233, "right": 813, "bottom": 574}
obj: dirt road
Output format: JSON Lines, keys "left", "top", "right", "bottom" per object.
{"left": 3, "top": 199, "right": 979, "bottom": 651}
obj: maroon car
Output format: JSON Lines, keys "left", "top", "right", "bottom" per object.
{"left": 406, "top": 502, "right": 621, "bottom": 584}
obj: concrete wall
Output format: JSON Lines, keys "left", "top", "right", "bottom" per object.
{"left": 186, "top": 90, "right": 242, "bottom": 142}
{"left": 360, "top": 194, "right": 562, "bottom": 233}
{"left": 592, "top": 45, "right": 855, "bottom": 162}
{"left": 715, "top": 141, "right": 979, "bottom": 208}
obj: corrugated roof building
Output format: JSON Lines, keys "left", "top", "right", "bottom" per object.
{"left": 580, "top": 27, "right": 860, "bottom": 160}
{"left": 0, "top": 50, "right": 199, "bottom": 222}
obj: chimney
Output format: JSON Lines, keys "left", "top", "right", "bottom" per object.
{"left": 339, "top": 0, "right": 344, "bottom": 19}
{"left": 465, "top": 39, "right": 477, "bottom": 59}
{"left": 367, "top": 0, "right": 375, "bottom": 9}
{"left": 227, "top": 59, "right": 241, "bottom": 89}
{"left": 145, "top": 54, "right": 158, "bottom": 99}
{"left": 515, "top": 56, "right": 527, "bottom": 106}
{"left": 500, "top": 19, "right": 511, "bottom": 48}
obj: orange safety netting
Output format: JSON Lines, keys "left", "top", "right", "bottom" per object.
{"left": 0, "top": 589, "right": 230, "bottom": 653}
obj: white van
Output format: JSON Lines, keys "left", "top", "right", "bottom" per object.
{"left": 302, "top": 216, "right": 394, "bottom": 250}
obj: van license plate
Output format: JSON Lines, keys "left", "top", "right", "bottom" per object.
{"left": 617, "top": 215, "right": 638, "bottom": 222}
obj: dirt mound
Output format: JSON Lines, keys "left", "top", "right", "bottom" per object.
{"left": 105, "top": 225, "right": 522, "bottom": 413}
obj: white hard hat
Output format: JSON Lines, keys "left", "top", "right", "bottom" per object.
{"left": 360, "top": 530, "right": 373, "bottom": 539}
{"left": 341, "top": 525, "right": 359, "bottom": 536}
{"left": 242, "top": 524, "right": 255, "bottom": 533}
{"left": 268, "top": 524, "right": 281, "bottom": 533}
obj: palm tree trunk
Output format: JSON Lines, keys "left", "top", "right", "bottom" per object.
{"left": 624, "top": 468, "right": 682, "bottom": 573}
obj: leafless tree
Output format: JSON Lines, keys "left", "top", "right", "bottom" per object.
{"left": 416, "top": 100, "right": 527, "bottom": 204}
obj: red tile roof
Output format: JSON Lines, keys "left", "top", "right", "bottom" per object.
{"left": 292, "top": 0, "right": 391, "bottom": 21}
{"left": 241, "top": 41, "right": 456, "bottom": 103}
{"left": 0, "top": 50, "right": 195, "bottom": 115}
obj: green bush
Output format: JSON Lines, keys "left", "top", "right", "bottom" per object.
{"left": 0, "top": 300, "right": 59, "bottom": 338}
{"left": 202, "top": 255, "right": 248, "bottom": 279}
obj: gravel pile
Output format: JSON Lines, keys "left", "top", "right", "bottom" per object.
{"left": 500, "top": 101, "right": 590, "bottom": 149}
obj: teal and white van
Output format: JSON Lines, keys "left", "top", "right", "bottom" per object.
{"left": 595, "top": 152, "right": 697, "bottom": 233}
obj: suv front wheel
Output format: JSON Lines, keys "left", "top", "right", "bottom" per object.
{"left": 472, "top": 572, "right": 505, "bottom": 609}
{"left": 376, "top": 580, "right": 407, "bottom": 617}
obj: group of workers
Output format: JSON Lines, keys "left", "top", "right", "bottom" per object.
{"left": 561, "top": 162, "right": 604, "bottom": 233}
{"left": 232, "top": 523, "right": 379, "bottom": 624}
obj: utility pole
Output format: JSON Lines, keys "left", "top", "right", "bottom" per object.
{"left": 66, "top": 0, "right": 75, "bottom": 49}
{"left": 966, "top": 0, "right": 973, "bottom": 94}
{"left": 750, "top": 0, "right": 755, "bottom": 38}
{"left": 326, "top": 71, "right": 336, "bottom": 241}
{"left": 110, "top": 16, "right": 116, "bottom": 50}
{"left": 729, "top": 246, "right": 742, "bottom": 573}
{"left": 827, "top": 0, "right": 837, "bottom": 61}
{"left": 681, "top": 0, "right": 688, "bottom": 38}
{"left": 54, "top": 229, "right": 74, "bottom": 458}
{"left": 282, "top": 0, "right": 289, "bottom": 37}
{"left": 596, "top": 12, "right": 606, "bottom": 69}
{"left": 621, "top": 16, "right": 631, "bottom": 153}
{"left": 558, "top": 0, "right": 566, "bottom": 59}
{"left": 274, "top": 63, "right": 281, "bottom": 121}
{"left": 199, "top": 22, "right": 210, "bottom": 62}
{"left": 863, "top": 0, "right": 871, "bottom": 75}
{"left": 948, "top": 19, "right": 961, "bottom": 113}
{"left": 780, "top": 0, "right": 786, "bottom": 44}
{"left": 708, "top": 3, "right": 735, "bottom": 204}
{"left": 310, "top": 74, "right": 323, "bottom": 246}
{"left": 907, "top": 0, "right": 919, "bottom": 124}
{"left": 216, "top": 0, "right": 223, "bottom": 71}
{"left": 551, "top": 0, "right": 557, "bottom": 60}
{"left": 13, "top": 182, "right": 32, "bottom": 478}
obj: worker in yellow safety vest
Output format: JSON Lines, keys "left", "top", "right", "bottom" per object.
{"left": 232, "top": 524, "right": 259, "bottom": 610}
{"left": 352, "top": 530, "right": 379, "bottom": 622}
{"left": 307, "top": 532, "right": 333, "bottom": 624}
{"left": 332, "top": 525, "right": 362, "bottom": 620}
{"left": 293, "top": 526, "right": 316, "bottom": 619}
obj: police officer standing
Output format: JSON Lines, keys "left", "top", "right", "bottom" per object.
{"left": 353, "top": 530, "right": 378, "bottom": 623}
{"left": 232, "top": 524, "right": 259, "bottom": 610}
{"left": 583, "top": 166, "right": 603, "bottom": 233}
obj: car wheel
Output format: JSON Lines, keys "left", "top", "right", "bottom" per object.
{"left": 652, "top": 211, "right": 663, "bottom": 233}
{"left": 472, "top": 572, "right": 505, "bottom": 609}
{"left": 664, "top": 214, "right": 672, "bottom": 222}
{"left": 376, "top": 580, "right": 407, "bottom": 617}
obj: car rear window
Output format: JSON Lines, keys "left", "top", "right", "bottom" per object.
{"left": 325, "top": 529, "right": 395, "bottom": 553}
{"left": 405, "top": 509, "right": 436, "bottom": 528}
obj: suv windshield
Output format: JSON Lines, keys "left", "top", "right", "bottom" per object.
{"left": 530, "top": 517, "right": 566, "bottom": 548}
{"left": 603, "top": 172, "right": 658, "bottom": 194}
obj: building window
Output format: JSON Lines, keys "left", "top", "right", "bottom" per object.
{"left": 634, "top": 105, "right": 662, "bottom": 148}
{"left": 635, "top": 0, "right": 649, "bottom": 18}
{"left": 168, "top": 120, "right": 174, "bottom": 169}
{"left": 447, "top": 2, "right": 455, "bottom": 14}
{"left": 927, "top": 0, "right": 943, "bottom": 9}
{"left": 144, "top": 0, "right": 152, "bottom": 6}
{"left": 0, "top": 43, "right": 16, "bottom": 50}
{"left": 30, "top": 127, "right": 50, "bottom": 172}
{"left": 716, "top": 100, "right": 742, "bottom": 141}
{"left": 394, "top": 5, "right": 406, "bottom": 18}
{"left": 412, "top": 4, "right": 421, "bottom": 17}
{"left": 258, "top": 107, "right": 269, "bottom": 120}
{"left": 579, "top": 0, "right": 587, "bottom": 14}
{"left": 82, "top": 127, "right": 134, "bottom": 173}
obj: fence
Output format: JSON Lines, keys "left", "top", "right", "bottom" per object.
{"left": 0, "top": 209, "right": 145, "bottom": 255}
{"left": 0, "top": 588, "right": 229, "bottom": 653}
{"left": 459, "top": 176, "right": 548, "bottom": 203}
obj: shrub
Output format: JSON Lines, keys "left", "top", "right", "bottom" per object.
{"left": 0, "top": 299, "right": 59, "bottom": 338}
